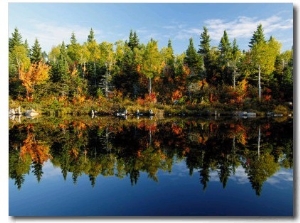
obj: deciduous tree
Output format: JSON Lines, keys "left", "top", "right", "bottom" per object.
{"left": 19, "top": 61, "right": 50, "bottom": 100}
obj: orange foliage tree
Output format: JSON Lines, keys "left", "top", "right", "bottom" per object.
{"left": 19, "top": 61, "right": 50, "bottom": 101}
{"left": 20, "top": 132, "right": 51, "bottom": 164}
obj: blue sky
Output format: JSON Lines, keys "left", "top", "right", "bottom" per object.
{"left": 8, "top": 2, "right": 293, "bottom": 55}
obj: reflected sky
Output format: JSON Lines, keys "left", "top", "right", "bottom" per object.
{"left": 9, "top": 159, "right": 293, "bottom": 216}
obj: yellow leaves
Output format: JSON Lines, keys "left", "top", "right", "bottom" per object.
{"left": 237, "top": 132, "right": 247, "bottom": 145}
{"left": 70, "top": 67, "right": 78, "bottom": 76}
{"left": 238, "top": 79, "right": 248, "bottom": 92}
{"left": 72, "top": 95, "right": 86, "bottom": 104}
{"left": 19, "top": 61, "right": 50, "bottom": 99}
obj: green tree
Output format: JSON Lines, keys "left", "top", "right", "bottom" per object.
{"left": 230, "top": 38, "right": 243, "bottom": 89}
{"left": 184, "top": 38, "right": 202, "bottom": 75}
{"left": 218, "top": 30, "right": 232, "bottom": 64}
{"left": 30, "top": 38, "right": 43, "bottom": 63}
{"left": 67, "top": 32, "right": 81, "bottom": 71}
{"left": 86, "top": 29, "right": 101, "bottom": 95}
{"left": 9, "top": 27, "right": 23, "bottom": 53}
{"left": 78, "top": 43, "right": 90, "bottom": 77}
{"left": 249, "top": 24, "right": 266, "bottom": 49}
{"left": 113, "top": 31, "right": 143, "bottom": 99}
{"left": 127, "top": 30, "right": 140, "bottom": 50}
{"left": 198, "top": 26, "right": 211, "bottom": 56}
{"left": 158, "top": 40, "right": 176, "bottom": 103}
{"left": 141, "top": 39, "right": 162, "bottom": 95}
{"left": 99, "top": 41, "right": 114, "bottom": 97}
{"left": 87, "top": 28, "right": 95, "bottom": 43}
{"left": 250, "top": 37, "right": 281, "bottom": 85}
{"left": 10, "top": 45, "right": 31, "bottom": 79}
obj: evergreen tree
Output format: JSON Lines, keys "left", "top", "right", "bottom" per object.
{"left": 67, "top": 32, "right": 81, "bottom": 69}
{"left": 198, "top": 26, "right": 211, "bottom": 76}
{"left": 30, "top": 38, "right": 43, "bottom": 63}
{"left": 9, "top": 27, "right": 23, "bottom": 53}
{"left": 127, "top": 30, "right": 139, "bottom": 50}
{"left": 249, "top": 24, "right": 266, "bottom": 49}
{"left": 70, "top": 32, "right": 77, "bottom": 45}
{"left": 232, "top": 38, "right": 240, "bottom": 62}
{"left": 218, "top": 30, "right": 232, "bottom": 61}
{"left": 87, "top": 28, "right": 95, "bottom": 43}
{"left": 166, "top": 39, "right": 175, "bottom": 67}
{"left": 23, "top": 39, "right": 31, "bottom": 57}
{"left": 218, "top": 30, "right": 233, "bottom": 85}
{"left": 198, "top": 26, "right": 211, "bottom": 55}
{"left": 184, "top": 38, "right": 202, "bottom": 75}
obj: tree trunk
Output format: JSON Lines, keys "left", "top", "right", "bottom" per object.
{"left": 149, "top": 77, "right": 152, "bottom": 94}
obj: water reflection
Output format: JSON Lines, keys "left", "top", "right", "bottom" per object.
{"left": 9, "top": 116, "right": 293, "bottom": 196}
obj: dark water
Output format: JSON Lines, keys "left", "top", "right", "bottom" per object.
{"left": 9, "top": 115, "right": 294, "bottom": 216}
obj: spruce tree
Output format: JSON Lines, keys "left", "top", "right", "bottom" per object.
{"left": 30, "top": 38, "right": 43, "bottom": 63}
{"left": 198, "top": 26, "right": 211, "bottom": 55}
{"left": 87, "top": 28, "right": 95, "bottom": 43}
{"left": 127, "top": 30, "right": 139, "bottom": 50}
{"left": 218, "top": 30, "right": 231, "bottom": 58}
{"left": 248, "top": 24, "right": 266, "bottom": 49}
{"left": 184, "top": 38, "right": 202, "bottom": 75}
{"left": 9, "top": 28, "right": 23, "bottom": 53}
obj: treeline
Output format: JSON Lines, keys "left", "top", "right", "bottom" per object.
{"left": 9, "top": 118, "right": 293, "bottom": 195}
{"left": 9, "top": 24, "right": 293, "bottom": 111}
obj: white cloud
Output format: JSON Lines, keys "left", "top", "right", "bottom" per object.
{"left": 12, "top": 19, "right": 103, "bottom": 53}
{"left": 41, "top": 160, "right": 62, "bottom": 179}
{"left": 266, "top": 168, "right": 293, "bottom": 187}
{"left": 203, "top": 15, "right": 293, "bottom": 42}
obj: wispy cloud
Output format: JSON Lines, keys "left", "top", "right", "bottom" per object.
{"left": 203, "top": 15, "right": 293, "bottom": 41}
{"left": 14, "top": 19, "right": 103, "bottom": 53}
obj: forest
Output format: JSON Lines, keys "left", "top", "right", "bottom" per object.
{"left": 9, "top": 24, "right": 293, "bottom": 116}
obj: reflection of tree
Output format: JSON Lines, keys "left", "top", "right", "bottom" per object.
{"left": 200, "top": 164, "right": 210, "bottom": 190}
{"left": 9, "top": 147, "right": 31, "bottom": 190}
{"left": 31, "top": 162, "right": 43, "bottom": 182}
{"left": 245, "top": 153, "right": 280, "bottom": 196}
{"left": 9, "top": 118, "right": 292, "bottom": 192}
{"left": 218, "top": 157, "right": 231, "bottom": 188}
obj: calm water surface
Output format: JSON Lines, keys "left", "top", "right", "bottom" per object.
{"left": 9, "top": 115, "right": 294, "bottom": 216}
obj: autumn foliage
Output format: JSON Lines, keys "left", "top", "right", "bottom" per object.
{"left": 19, "top": 61, "right": 50, "bottom": 101}
{"left": 20, "top": 132, "right": 51, "bottom": 164}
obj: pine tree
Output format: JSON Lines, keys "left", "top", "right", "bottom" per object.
{"left": 198, "top": 26, "right": 211, "bottom": 74}
{"left": 184, "top": 38, "right": 202, "bottom": 75}
{"left": 166, "top": 39, "right": 175, "bottom": 67}
{"left": 30, "top": 38, "right": 43, "bottom": 63}
{"left": 218, "top": 30, "right": 231, "bottom": 59}
{"left": 87, "top": 28, "right": 95, "bottom": 43}
{"left": 9, "top": 27, "right": 23, "bottom": 53}
{"left": 127, "top": 30, "right": 139, "bottom": 50}
{"left": 249, "top": 24, "right": 266, "bottom": 49}
{"left": 232, "top": 38, "right": 240, "bottom": 61}
{"left": 70, "top": 32, "right": 77, "bottom": 45}
{"left": 198, "top": 27, "right": 211, "bottom": 55}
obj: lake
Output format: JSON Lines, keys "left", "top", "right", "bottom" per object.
{"left": 9, "top": 115, "right": 294, "bottom": 216}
